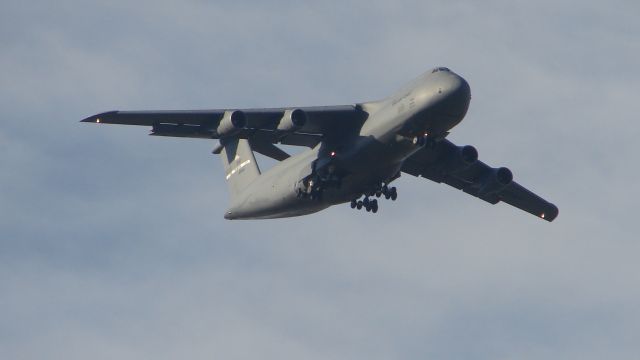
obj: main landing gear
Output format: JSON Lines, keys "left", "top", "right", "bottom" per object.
{"left": 296, "top": 173, "right": 342, "bottom": 201}
{"left": 351, "top": 197, "right": 379, "bottom": 213}
{"left": 350, "top": 184, "right": 397, "bottom": 214}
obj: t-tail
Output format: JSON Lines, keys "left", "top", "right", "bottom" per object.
{"left": 219, "top": 138, "right": 261, "bottom": 202}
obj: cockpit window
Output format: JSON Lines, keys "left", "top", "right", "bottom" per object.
{"left": 432, "top": 67, "right": 451, "bottom": 73}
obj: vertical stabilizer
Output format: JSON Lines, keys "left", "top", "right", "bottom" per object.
{"left": 220, "top": 138, "right": 261, "bottom": 200}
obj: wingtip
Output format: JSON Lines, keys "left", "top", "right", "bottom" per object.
{"left": 541, "top": 203, "right": 559, "bottom": 222}
{"left": 80, "top": 111, "right": 117, "bottom": 123}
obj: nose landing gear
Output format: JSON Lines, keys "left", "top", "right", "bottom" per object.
{"left": 413, "top": 132, "right": 449, "bottom": 149}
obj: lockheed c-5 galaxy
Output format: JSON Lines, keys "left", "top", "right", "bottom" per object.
{"left": 82, "top": 67, "right": 558, "bottom": 221}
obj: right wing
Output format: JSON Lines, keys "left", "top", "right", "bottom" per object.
{"left": 81, "top": 106, "right": 368, "bottom": 148}
{"left": 401, "top": 139, "right": 559, "bottom": 222}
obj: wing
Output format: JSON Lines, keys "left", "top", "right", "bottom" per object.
{"left": 401, "top": 139, "right": 559, "bottom": 222}
{"left": 81, "top": 106, "right": 367, "bottom": 149}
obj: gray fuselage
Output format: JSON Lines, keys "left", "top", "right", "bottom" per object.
{"left": 225, "top": 68, "right": 471, "bottom": 219}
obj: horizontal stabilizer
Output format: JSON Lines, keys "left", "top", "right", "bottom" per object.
{"left": 249, "top": 139, "right": 290, "bottom": 161}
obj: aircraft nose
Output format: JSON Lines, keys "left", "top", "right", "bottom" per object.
{"left": 433, "top": 71, "right": 471, "bottom": 118}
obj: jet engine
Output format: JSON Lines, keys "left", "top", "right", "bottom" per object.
{"left": 443, "top": 145, "right": 478, "bottom": 174}
{"left": 216, "top": 110, "right": 246, "bottom": 137}
{"left": 478, "top": 167, "right": 513, "bottom": 196}
{"left": 277, "top": 109, "right": 307, "bottom": 133}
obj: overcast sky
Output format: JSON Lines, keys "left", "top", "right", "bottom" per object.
{"left": 1, "top": 0, "right": 639, "bottom": 359}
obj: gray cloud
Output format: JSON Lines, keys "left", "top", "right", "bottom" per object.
{"left": 1, "top": 0, "right": 639, "bottom": 359}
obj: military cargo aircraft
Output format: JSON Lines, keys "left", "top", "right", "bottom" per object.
{"left": 82, "top": 67, "right": 558, "bottom": 221}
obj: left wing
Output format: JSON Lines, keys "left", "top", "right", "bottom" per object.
{"left": 81, "top": 106, "right": 367, "bottom": 149}
{"left": 401, "top": 139, "right": 558, "bottom": 222}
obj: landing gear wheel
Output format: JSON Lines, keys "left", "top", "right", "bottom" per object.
{"left": 350, "top": 200, "right": 357, "bottom": 209}
{"left": 390, "top": 187, "right": 397, "bottom": 201}
{"left": 356, "top": 201, "right": 363, "bottom": 210}
{"left": 375, "top": 190, "right": 382, "bottom": 198}
{"left": 371, "top": 199, "right": 378, "bottom": 213}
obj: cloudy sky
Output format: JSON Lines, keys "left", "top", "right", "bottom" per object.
{"left": 1, "top": 0, "right": 639, "bottom": 359}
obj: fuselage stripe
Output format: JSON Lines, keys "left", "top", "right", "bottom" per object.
{"left": 225, "top": 159, "right": 251, "bottom": 180}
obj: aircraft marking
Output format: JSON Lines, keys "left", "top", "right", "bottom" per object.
{"left": 226, "top": 159, "right": 251, "bottom": 180}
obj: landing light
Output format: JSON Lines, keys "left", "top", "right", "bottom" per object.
{"left": 330, "top": 151, "right": 336, "bottom": 157}
{"left": 96, "top": 118, "right": 101, "bottom": 123}
{"left": 541, "top": 213, "right": 545, "bottom": 219}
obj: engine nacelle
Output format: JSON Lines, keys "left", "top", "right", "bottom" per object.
{"left": 478, "top": 167, "right": 513, "bottom": 196}
{"left": 277, "top": 109, "right": 307, "bottom": 133}
{"left": 216, "top": 110, "right": 246, "bottom": 137}
{"left": 443, "top": 145, "right": 478, "bottom": 174}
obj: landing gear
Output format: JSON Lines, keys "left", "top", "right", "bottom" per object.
{"left": 349, "top": 183, "right": 396, "bottom": 214}
{"left": 296, "top": 172, "right": 342, "bottom": 201}
{"left": 362, "top": 198, "right": 377, "bottom": 212}
{"left": 413, "top": 135, "right": 427, "bottom": 147}
{"left": 296, "top": 176, "right": 319, "bottom": 199}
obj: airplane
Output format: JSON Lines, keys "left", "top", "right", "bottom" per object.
{"left": 82, "top": 67, "right": 558, "bottom": 221}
